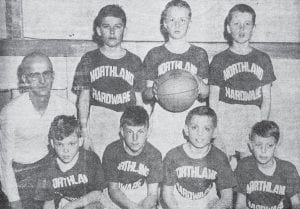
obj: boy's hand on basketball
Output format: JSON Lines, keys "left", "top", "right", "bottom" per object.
{"left": 193, "top": 75, "right": 209, "bottom": 99}
{"left": 152, "top": 80, "right": 158, "bottom": 100}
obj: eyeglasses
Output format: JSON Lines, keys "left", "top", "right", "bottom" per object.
{"left": 26, "top": 70, "right": 54, "bottom": 81}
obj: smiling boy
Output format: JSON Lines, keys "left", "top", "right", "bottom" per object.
{"left": 162, "top": 106, "right": 236, "bottom": 209}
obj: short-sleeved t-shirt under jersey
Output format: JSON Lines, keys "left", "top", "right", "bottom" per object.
{"left": 163, "top": 145, "right": 237, "bottom": 208}
{"left": 209, "top": 48, "right": 276, "bottom": 107}
{"left": 143, "top": 44, "right": 209, "bottom": 80}
{"left": 102, "top": 140, "right": 163, "bottom": 202}
{"left": 72, "top": 49, "right": 144, "bottom": 112}
{"left": 35, "top": 149, "right": 105, "bottom": 209}
{"left": 235, "top": 156, "right": 300, "bottom": 209}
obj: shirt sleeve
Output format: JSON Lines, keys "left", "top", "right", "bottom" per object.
{"left": 91, "top": 152, "right": 107, "bottom": 191}
{"left": 215, "top": 154, "right": 237, "bottom": 191}
{"left": 102, "top": 146, "right": 120, "bottom": 183}
{"left": 0, "top": 107, "right": 20, "bottom": 202}
{"left": 197, "top": 49, "right": 209, "bottom": 79}
{"left": 133, "top": 57, "right": 146, "bottom": 92}
{"left": 208, "top": 55, "right": 223, "bottom": 86}
{"left": 285, "top": 163, "right": 300, "bottom": 198}
{"left": 34, "top": 171, "right": 55, "bottom": 201}
{"left": 234, "top": 162, "right": 248, "bottom": 194}
{"left": 163, "top": 153, "right": 177, "bottom": 186}
{"left": 71, "top": 53, "right": 92, "bottom": 95}
{"left": 147, "top": 150, "right": 163, "bottom": 184}
{"left": 142, "top": 51, "right": 158, "bottom": 81}
{"left": 261, "top": 54, "right": 276, "bottom": 86}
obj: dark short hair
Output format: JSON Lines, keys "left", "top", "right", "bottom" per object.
{"left": 48, "top": 115, "right": 79, "bottom": 141}
{"left": 250, "top": 120, "right": 280, "bottom": 143}
{"left": 17, "top": 52, "right": 53, "bottom": 89}
{"left": 185, "top": 106, "right": 217, "bottom": 127}
{"left": 224, "top": 4, "right": 256, "bottom": 45}
{"left": 92, "top": 4, "right": 126, "bottom": 46}
{"left": 160, "top": 0, "right": 191, "bottom": 41}
{"left": 120, "top": 106, "right": 149, "bottom": 128}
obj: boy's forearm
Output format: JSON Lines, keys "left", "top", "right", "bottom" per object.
{"left": 66, "top": 190, "right": 104, "bottom": 209}
{"left": 43, "top": 200, "right": 55, "bottom": 209}
{"left": 140, "top": 193, "right": 158, "bottom": 209}
{"left": 260, "top": 84, "right": 271, "bottom": 120}
{"left": 109, "top": 187, "right": 140, "bottom": 209}
{"left": 162, "top": 186, "right": 180, "bottom": 209}
{"left": 135, "top": 92, "right": 144, "bottom": 106}
{"left": 78, "top": 89, "right": 90, "bottom": 128}
{"left": 209, "top": 85, "right": 220, "bottom": 113}
{"left": 209, "top": 188, "right": 233, "bottom": 209}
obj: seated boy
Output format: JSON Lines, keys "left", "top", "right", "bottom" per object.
{"left": 235, "top": 120, "right": 300, "bottom": 209}
{"left": 102, "top": 106, "right": 163, "bottom": 209}
{"left": 162, "top": 106, "right": 237, "bottom": 209}
{"left": 34, "top": 115, "right": 107, "bottom": 209}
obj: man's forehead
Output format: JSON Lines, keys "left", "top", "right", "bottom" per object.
{"left": 24, "top": 56, "right": 52, "bottom": 72}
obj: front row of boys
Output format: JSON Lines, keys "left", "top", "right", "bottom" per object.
{"left": 34, "top": 105, "right": 300, "bottom": 209}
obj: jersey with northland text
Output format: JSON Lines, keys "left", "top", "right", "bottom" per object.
{"left": 72, "top": 49, "right": 144, "bottom": 112}
{"left": 235, "top": 156, "right": 300, "bottom": 209}
{"left": 209, "top": 48, "right": 276, "bottom": 107}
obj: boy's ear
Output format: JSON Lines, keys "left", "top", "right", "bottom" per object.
{"left": 79, "top": 137, "right": 84, "bottom": 147}
{"left": 123, "top": 26, "right": 128, "bottom": 37}
{"left": 21, "top": 74, "right": 28, "bottom": 84}
{"left": 120, "top": 127, "right": 124, "bottom": 137}
{"left": 226, "top": 25, "right": 231, "bottom": 34}
{"left": 183, "top": 125, "right": 188, "bottom": 136}
{"left": 96, "top": 26, "right": 101, "bottom": 37}
{"left": 50, "top": 139, "right": 54, "bottom": 148}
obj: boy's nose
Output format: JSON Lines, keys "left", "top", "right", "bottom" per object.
{"left": 261, "top": 146, "right": 267, "bottom": 153}
{"left": 132, "top": 133, "right": 138, "bottom": 141}
{"left": 63, "top": 146, "right": 69, "bottom": 153}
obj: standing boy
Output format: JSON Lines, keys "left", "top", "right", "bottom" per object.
{"left": 72, "top": 5, "right": 144, "bottom": 159}
{"left": 142, "top": 0, "right": 209, "bottom": 157}
{"left": 34, "top": 115, "right": 107, "bottom": 209}
{"left": 102, "top": 106, "right": 163, "bottom": 209}
{"left": 162, "top": 106, "right": 236, "bottom": 209}
{"left": 235, "top": 120, "right": 300, "bottom": 209}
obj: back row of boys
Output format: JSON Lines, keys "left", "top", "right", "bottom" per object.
{"left": 0, "top": 0, "right": 299, "bottom": 209}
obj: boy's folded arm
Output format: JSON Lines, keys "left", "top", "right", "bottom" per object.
{"left": 139, "top": 183, "right": 159, "bottom": 209}
{"left": 210, "top": 188, "right": 233, "bottom": 209}
{"left": 62, "top": 190, "right": 105, "bottom": 209}
{"left": 291, "top": 193, "right": 300, "bottom": 209}
{"left": 108, "top": 182, "right": 142, "bottom": 209}
{"left": 162, "top": 185, "right": 180, "bottom": 209}
{"left": 235, "top": 192, "right": 247, "bottom": 209}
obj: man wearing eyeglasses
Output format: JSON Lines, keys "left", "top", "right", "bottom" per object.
{"left": 0, "top": 52, "right": 76, "bottom": 209}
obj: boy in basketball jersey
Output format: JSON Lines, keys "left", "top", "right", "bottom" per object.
{"left": 35, "top": 115, "right": 107, "bottom": 209}
{"left": 235, "top": 120, "right": 300, "bottom": 209}
{"left": 162, "top": 106, "right": 236, "bottom": 209}
{"left": 102, "top": 106, "right": 163, "bottom": 209}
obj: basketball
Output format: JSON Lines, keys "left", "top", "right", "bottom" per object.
{"left": 156, "top": 70, "right": 198, "bottom": 112}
